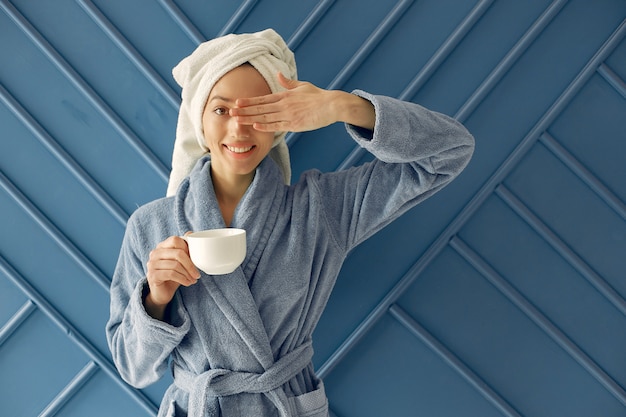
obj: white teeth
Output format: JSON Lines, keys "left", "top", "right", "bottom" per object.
{"left": 226, "top": 145, "right": 254, "bottom": 153}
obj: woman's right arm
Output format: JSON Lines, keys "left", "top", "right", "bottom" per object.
{"left": 145, "top": 235, "right": 199, "bottom": 320}
{"left": 105, "top": 214, "right": 196, "bottom": 388}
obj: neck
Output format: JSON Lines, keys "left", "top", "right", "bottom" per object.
{"left": 210, "top": 168, "right": 254, "bottom": 226}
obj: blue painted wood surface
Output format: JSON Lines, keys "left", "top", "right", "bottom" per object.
{"left": 1, "top": 0, "right": 625, "bottom": 415}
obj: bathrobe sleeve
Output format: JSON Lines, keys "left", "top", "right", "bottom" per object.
{"left": 106, "top": 208, "right": 191, "bottom": 388}
{"left": 309, "top": 90, "right": 474, "bottom": 252}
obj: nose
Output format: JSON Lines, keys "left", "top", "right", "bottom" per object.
{"left": 228, "top": 115, "right": 251, "bottom": 138}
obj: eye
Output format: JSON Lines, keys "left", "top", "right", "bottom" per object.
{"left": 213, "top": 107, "right": 229, "bottom": 116}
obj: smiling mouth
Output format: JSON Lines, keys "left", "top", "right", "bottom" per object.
{"left": 225, "top": 145, "right": 255, "bottom": 154}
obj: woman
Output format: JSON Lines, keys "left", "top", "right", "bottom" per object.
{"left": 106, "top": 29, "right": 474, "bottom": 417}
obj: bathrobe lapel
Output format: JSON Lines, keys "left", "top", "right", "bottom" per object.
{"left": 175, "top": 156, "right": 285, "bottom": 370}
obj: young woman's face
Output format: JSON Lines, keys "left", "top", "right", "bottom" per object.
{"left": 202, "top": 64, "right": 275, "bottom": 181}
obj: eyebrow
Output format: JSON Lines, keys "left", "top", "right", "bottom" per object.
{"left": 208, "top": 95, "right": 234, "bottom": 103}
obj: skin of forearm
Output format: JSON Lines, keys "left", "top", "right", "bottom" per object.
{"left": 331, "top": 91, "right": 376, "bottom": 131}
{"left": 144, "top": 292, "right": 167, "bottom": 321}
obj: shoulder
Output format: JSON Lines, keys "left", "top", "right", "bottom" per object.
{"left": 125, "top": 196, "right": 177, "bottom": 247}
{"left": 129, "top": 197, "right": 174, "bottom": 226}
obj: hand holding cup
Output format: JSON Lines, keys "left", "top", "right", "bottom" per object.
{"left": 145, "top": 235, "right": 200, "bottom": 319}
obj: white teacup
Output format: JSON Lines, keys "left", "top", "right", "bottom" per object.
{"left": 183, "top": 228, "right": 246, "bottom": 275}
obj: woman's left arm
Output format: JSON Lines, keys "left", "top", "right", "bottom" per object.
{"left": 232, "top": 77, "right": 474, "bottom": 251}
{"left": 309, "top": 91, "right": 475, "bottom": 252}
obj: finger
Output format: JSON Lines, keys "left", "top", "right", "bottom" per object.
{"left": 251, "top": 120, "right": 290, "bottom": 132}
{"left": 149, "top": 247, "right": 200, "bottom": 280}
{"left": 156, "top": 235, "right": 188, "bottom": 250}
{"left": 234, "top": 93, "right": 279, "bottom": 109}
{"left": 148, "top": 262, "right": 197, "bottom": 287}
{"left": 234, "top": 111, "right": 283, "bottom": 128}
{"left": 229, "top": 104, "right": 268, "bottom": 122}
{"left": 147, "top": 256, "right": 195, "bottom": 280}
{"left": 277, "top": 72, "right": 299, "bottom": 90}
{"left": 177, "top": 233, "right": 202, "bottom": 278}
{"left": 172, "top": 249, "right": 201, "bottom": 280}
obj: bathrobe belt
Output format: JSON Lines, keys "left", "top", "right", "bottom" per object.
{"left": 173, "top": 341, "right": 314, "bottom": 416}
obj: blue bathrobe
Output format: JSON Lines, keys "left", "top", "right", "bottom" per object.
{"left": 106, "top": 91, "right": 474, "bottom": 417}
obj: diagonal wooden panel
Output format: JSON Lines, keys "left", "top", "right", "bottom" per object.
{"left": 1, "top": 0, "right": 625, "bottom": 415}
{"left": 0, "top": 83, "right": 128, "bottom": 226}
{"left": 549, "top": 71, "right": 626, "bottom": 203}
{"left": 0, "top": 253, "right": 157, "bottom": 415}
{"left": 502, "top": 145, "right": 626, "bottom": 307}
{"left": 0, "top": 0, "right": 170, "bottom": 209}
{"left": 0, "top": 300, "right": 36, "bottom": 347}
{"left": 388, "top": 304, "right": 521, "bottom": 417}
{"left": 77, "top": 0, "right": 181, "bottom": 109}
{"left": 0, "top": 310, "right": 87, "bottom": 415}
{"left": 173, "top": 0, "right": 255, "bottom": 39}
{"left": 39, "top": 361, "right": 100, "bottom": 417}
{"left": 457, "top": 234, "right": 626, "bottom": 403}
{"left": 539, "top": 131, "right": 626, "bottom": 223}
{"left": 325, "top": 313, "right": 511, "bottom": 417}
{"left": 394, "top": 245, "right": 626, "bottom": 416}
{"left": 454, "top": 217, "right": 626, "bottom": 403}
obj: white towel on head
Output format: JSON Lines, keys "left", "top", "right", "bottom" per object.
{"left": 166, "top": 29, "right": 297, "bottom": 197}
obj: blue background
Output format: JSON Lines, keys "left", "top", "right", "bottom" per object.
{"left": 1, "top": 0, "right": 625, "bottom": 416}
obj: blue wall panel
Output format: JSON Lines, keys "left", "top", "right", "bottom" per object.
{"left": 504, "top": 142, "right": 626, "bottom": 297}
{"left": 55, "top": 371, "right": 154, "bottom": 417}
{"left": 0, "top": 310, "right": 88, "bottom": 416}
{"left": 549, "top": 73, "right": 626, "bottom": 202}
{"left": 1, "top": 0, "right": 625, "bottom": 415}
{"left": 460, "top": 192, "right": 626, "bottom": 389}
{"left": 398, "top": 246, "right": 626, "bottom": 417}
{"left": 325, "top": 314, "right": 505, "bottom": 417}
